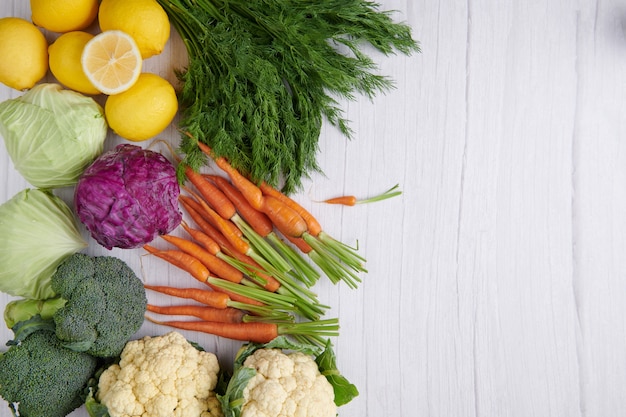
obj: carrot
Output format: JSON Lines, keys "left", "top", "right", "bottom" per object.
{"left": 207, "top": 174, "right": 274, "bottom": 236}
{"left": 147, "top": 304, "right": 246, "bottom": 323}
{"left": 161, "top": 234, "right": 244, "bottom": 284}
{"left": 283, "top": 234, "right": 313, "bottom": 254}
{"left": 179, "top": 197, "right": 238, "bottom": 254}
{"left": 259, "top": 195, "right": 309, "bottom": 238}
{"left": 184, "top": 165, "right": 236, "bottom": 219}
{"left": 197, "top": 142, "right": 264, "bottom": 209}
{"left": 322, "top": 195, "right": 357, "bottom": 206}
{"left": 144, "top": 284, "right": 230, "bottom": 309}
{"left": 259, "top": 181, "right": 322, "bottom": 237}
{"left": 147, "top": 317, "right": 279, "bottom": 343}
{"left": 181, "top": 190, "right": 245, "bottom": 241}
{"left": 146, "top": 316, "right": 340, "bottom": 344}
{"left": 180, "top": 220, "right": 223, "bottom": 255}
{"left": 143, "top": 245, "right": 210, "bottom": 283}
{"left": 320, "top": 184, "right": 402, "bottom": 206}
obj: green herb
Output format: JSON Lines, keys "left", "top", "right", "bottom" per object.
{"left": 157, "top": 0, "right": 419, "bottom": 193}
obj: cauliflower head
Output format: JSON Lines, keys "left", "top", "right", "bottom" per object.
{"left": 240, "top": 348, "right": 337, "bottom": 417}
{"left": 96, "top": 331, "right": 223, "bottom": 417}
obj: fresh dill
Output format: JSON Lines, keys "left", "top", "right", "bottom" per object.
{"left": 158, "top": 0, "right": 420, "bottom": 193}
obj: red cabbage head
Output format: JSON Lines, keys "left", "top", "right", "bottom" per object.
{"left": 74, "top": 144, "right": 182, "bottom": 249}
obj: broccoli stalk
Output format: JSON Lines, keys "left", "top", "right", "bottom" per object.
{"left": 0, "top": 327, "right": 98, "bottom": 417}
{"left": 4, "top": 253, "right": 147, "bottom": 358}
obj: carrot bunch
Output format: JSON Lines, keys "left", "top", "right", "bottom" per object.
{"left": 196, "top": 141, "right": 367, "bottom": 289}
{"left": 142, "top": 139, "right": 371, "bottom": 345}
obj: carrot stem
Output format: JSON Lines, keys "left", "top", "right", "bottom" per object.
{"left": 206, "top": 277, "right": 297, "bottom": 311}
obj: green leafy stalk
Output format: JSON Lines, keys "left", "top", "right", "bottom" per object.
{"left": 316, "top": 339, "right": 360, "bottom": 406}
{"left": 157, "top": 0, "right": 419, "bottom": 193}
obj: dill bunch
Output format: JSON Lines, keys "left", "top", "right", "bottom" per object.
{"left": 158, "top": 0, "right": 420, "bottom": 194}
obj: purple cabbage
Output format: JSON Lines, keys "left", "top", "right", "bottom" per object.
{"left": 74, "top": 144, "right": 182, "bottom": 249}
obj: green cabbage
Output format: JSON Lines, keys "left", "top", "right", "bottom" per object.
{"left": 0, "top": 83, "right": 107, "bottom": 189}
{"left": 0, "top": 188, "right": 88, "bottom": 300}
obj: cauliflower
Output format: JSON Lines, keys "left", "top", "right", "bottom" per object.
{"left": 219, "top": 336, "right": 358, "bottom": 417}
{"left": 241, "top": 348, "right": 336, "bottom": 417}
{"left": 94, "top": 331, "right": 223, "bottom": 417}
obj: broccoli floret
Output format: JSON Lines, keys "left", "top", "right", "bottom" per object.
{"left": 50, "top": 253, "right": 147, "bottom": 358}
{"left": 0, "top": 329, "right": 98, "bottom": 417}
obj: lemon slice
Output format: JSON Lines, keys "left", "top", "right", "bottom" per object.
{"left": 81, "top": 30, "right": 142, "bottom": 95}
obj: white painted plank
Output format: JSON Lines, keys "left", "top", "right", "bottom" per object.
{"left": 572, "top": 2, "right": 626, "bottom": 416}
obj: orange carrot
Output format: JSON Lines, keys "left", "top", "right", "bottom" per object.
{"left": 181, "top": 220, "right": 222, "bottom": 255}
{"left": 260, "top": 181, "right": 322, "bottom": 237}
{"left": 181, "top": 193, "right": 250, "bottom": 255}
{"left": 320, "top": 184, "right": 402, "bottom": 206}
{"left": 147, "top": 318, "right": 279, "bottom": 343}
{"left": 143, "top": 245, "right": 210, "bottom": 283}
{"left": 197, "top": 142, "right": 264, "bottom": 209}
{"left": 208, "top": 174, "right": 274, "bottom": 236}
{"left": 144, "top": 284, "right": 230, "bottom": 309}
{"left": 181, "top": 189, "right": 243, "bottom": 239}
{"left": 283, "top": 234, "right": 313, "bottom": 254}
{"left": 180, "top": 197, "right": 237, "bottom": 254}
{"left": 147, "top": 304, "right": 245, "bottom": 323}
{"left": 161, "top": 234, "right": 244, "bottom": 284}
{"left": 184, "top": 165, "right": 236, "bottom": 219}
{"left": 258, "top": 195, "right": 308, "bottom": 238}
{"left": 146, "top": 316, "right": 340, "bottom": 344}
{"left": 322, "top": 196, "right": 358, "bottom": 206}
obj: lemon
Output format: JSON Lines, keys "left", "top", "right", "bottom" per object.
{"left": 0, "top": 17, "right": 48, "bottom": 91}
{"left": 105, "top": 73, "right": 178, "bottom": 142}
{"left": 48, "top": 32, "right": 100, "bottom": 95}
{"left": 99, "top": 0, "right": 170, "bottom": 59}
{"left": 81, "top": 30, "right": 143, "bottom": 96}
{"left": 30, "top": 0, "right": 99, "bottom": 33}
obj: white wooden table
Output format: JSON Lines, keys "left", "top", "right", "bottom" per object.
{"left": 1, "top": 1, "right": 625, "bottom": 416}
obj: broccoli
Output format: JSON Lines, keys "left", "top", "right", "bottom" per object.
{"left": 51, "top": 253, "right": 148, "bottom": 358}
{"left": 0, "top": 328, "right": 98, "bottom": 417}
{"left": 5, "top": 253, "right": 147, "bottom": 358}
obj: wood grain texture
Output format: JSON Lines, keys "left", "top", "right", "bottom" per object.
{"left": 1, "top": 1, "right": 625, "bottom": 416}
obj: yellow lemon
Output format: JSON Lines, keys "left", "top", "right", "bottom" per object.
{"left": 98, "top": 0, "right": 170, "bottom": 59}
{"left": 0, "top": 17, "right": 48, "bottom": 91}
{"left": 105, "top": 73, "right": 178, "bottom": 142}
{"left": 81, "top": 30, "right": 143, "bottom": 96}
{"left": 30, "top": 0, "right": 99, "bottom": 33}
{"left": 48, "top": 32, "right": 100, "bottom": 95}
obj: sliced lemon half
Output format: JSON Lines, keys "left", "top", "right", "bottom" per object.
{"left": 81, "top": 30, "right": 142, "bottom": 95}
